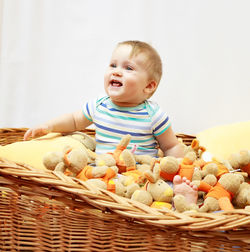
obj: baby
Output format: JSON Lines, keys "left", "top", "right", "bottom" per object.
{"left": 24, "top": 40, "right": 184, "bottom": 158}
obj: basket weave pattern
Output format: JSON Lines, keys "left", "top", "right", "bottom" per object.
{"left": 0, "top": 128, "right": 249, "bottom": 251}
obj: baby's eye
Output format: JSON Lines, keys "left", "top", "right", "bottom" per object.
{"left": 110, "top": 63, "right": 116, "bottom": 68}
{"left": 126, "top": 65, "right": 133, "bottom": 71}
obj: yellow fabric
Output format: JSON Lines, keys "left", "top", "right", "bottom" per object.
{"left": 197, "top": 121, "right": 250, "bottom": 160}
{"left": 0, "top": 133, "right": 85, "bottom": 170}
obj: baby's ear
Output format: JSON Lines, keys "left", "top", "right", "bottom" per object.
{"left": 144, "top": 80, "right": 157, "bottom": 95}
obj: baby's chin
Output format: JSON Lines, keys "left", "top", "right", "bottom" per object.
{"left": 107, "top": 86, "right": 124, "bottom": 97}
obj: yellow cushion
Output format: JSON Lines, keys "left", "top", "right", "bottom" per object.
{"left": 196, "top": 121, "right": 250, "bottom": 160}
{"left": 0, "top": 133, "right": 86, "bottom": 170}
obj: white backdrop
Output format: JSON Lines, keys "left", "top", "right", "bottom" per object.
{"left": 0, "top": 0, "right": 249, "bottom": 134}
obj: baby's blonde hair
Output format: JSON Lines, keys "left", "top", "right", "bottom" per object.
{"left": 117, "top": 40, "right": 163, "bottom": 89}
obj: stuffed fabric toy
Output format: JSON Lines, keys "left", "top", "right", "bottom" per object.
{"left": 107, "top": 134, "right": 137, "bottom": 173}
{"left": 43, "top": 146, "right": 88, "bottom": 175}
{"left": 173, "top": 194, "right": 199, "bottom": 213}
{"left": 131, "top": 160, "right": 173, "bottom": 208}
{"left": 194, "top": 173, "right": 243, "bottom": 212}
{"left": 228, "top": 150, "right": 250, "bottom": 176}
{"left": 160, "top": 152, "right": 202, "bottom": 182}
{"left": 131, "top": 190, "right": 153, "bottom": 206}
{"left": 108, "top": 176, "right": 140, "bottom": 198}
{"left": 233, "top": 182, "right": 250, "bottom": 209}
{"left": 43, "top": 146, "right": 118, "bottom": 186}
{"left": 159, "top": 139, "right": 206, "bottom": 182}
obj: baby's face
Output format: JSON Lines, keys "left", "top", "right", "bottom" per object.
{"left": 104, "top": 45, "right": 152, "bottom": 107}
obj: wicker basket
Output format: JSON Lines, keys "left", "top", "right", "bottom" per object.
{"left": 0, "top": 128, "right": 249, "bottom": 252}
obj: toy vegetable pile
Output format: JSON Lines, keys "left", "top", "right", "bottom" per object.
{"left": 43, "top": 134, "right": 250, "bottom": 213}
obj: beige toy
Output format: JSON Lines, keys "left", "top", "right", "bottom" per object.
{"left": 131, "top": 190, "right": 153, "bottom": 206}
{"left": 95, "top": 153, "right": 117, "bottom": 167}
{"left": 108, "top": 177, "right": 140, "bottom": 198}
{"left": 133, "top": 154, "right": 153, "bottom": 172}
{"left": 106, "top": 150, "right": 140, "bottom": 198}
{"left": 85, "top": 179, "right": 108, "bottom": 190}
{"left": 43, "top": 146, "right": 88, "bottom": 175}
{"left": 160, "top": 151, "right": 202, "bottom": 182}
{"left": 63, "top": 131, "right": 97, "bottom": 163}
{"left": 160, "top": 139, "right": 207, "bottom": 183}
{"left": 193, "top": 173, "right": 243, "bottom": 212}
{"left": 120, "top": 149, "right": 137, "bottom": 171}
{"left": 173, "top": 194, "right": 198, "bottom": 213}
{"left": 228, "top": 150, "right": 250, "bottom": 176}
{"left": 201, "top": 159, "right": 231, "bottom": 179}
{"left": 233, "top": 182, "right": 250, "bottom": 209}
{"left": 43, "top": 146, "right": 118, "bottom": 184}
{"left": 111, "top": 148, "right": 147, "bottom": 187}
{"left": 67, "top": 131, "right": 96, "bottom": 151}
{"left": 120, "top": 169, "right": 146, "bottom": 188}
{"left": 107, "top": 134, "right": 138, "bottom": 173}
{"left": 131, "top": 160, "right": 173, "bottom": 207}
{"left": 84, "top": 178, "right": 137, "bottom": 199}
{"left": 184, "top": 139, "right": 206, "bottom": 159}
{"left": 160, "top": 156, "right": 179, "bottom": 181}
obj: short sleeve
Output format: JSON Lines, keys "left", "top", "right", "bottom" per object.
{"left": 82, "top": 99, "right": 95, "bottom": 122}
{"left": 82, "top": 96, "right": 108, "bottom": 122}
{"left": 149, "top": 102, "right": 171, "bottom": 136}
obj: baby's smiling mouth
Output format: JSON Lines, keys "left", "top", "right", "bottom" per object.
{"left": 110, "top": 79, "right": 123, "bottom": 87}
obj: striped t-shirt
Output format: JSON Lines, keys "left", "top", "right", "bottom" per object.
{"left": 82, "top": 96, "right": 171, "bottom": 156}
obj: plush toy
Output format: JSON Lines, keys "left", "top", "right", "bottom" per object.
{"left": 131, "top": 160, "right": 173, "bottom": 207}
{"left": 108, "top": 176, "right": 140, "bottom": 198}
{"left": 134, "top": 154, "right": 153, "bottom": 165}
{"left": 43, "top": 146, "right": 118, "bottom": 186}
{"left": 124, "top": 182, "right": 141, "bottom": 198}
{"left": 178, "top": 151, "right": 202, "bottom": 181}
{"left": 120, "top": 170, "right": 146, "bottom": 187}
{"left": 43, "top": 146, "right": 88, "bottom": 175}
{"left": 228, "top": 150, "right": 250, "bottom": 176}
{"left": 106, "top": 150, "right": 141, "bottom": 198}
{"left": 131, "top": 154, "right": 153, "bottom": 173}
{"left": 233, "top": 182, "right": 250, "bottom": 209}
{"left": 193, "top": 173, "right": 243, "bottom": 212}
{"left": 68, "top": 131, "right": 96, "bottom": 151}
{"left": 160, "top": 152, "right": 202, "bottom": 182}
{"left": 116, "top": 148, "right": 147, "bottom": 186}
{"left": 106, "top": 178, "right": 126, "bottom": 196}
{"left": 120, "top": 149, "right": 137, "bottom": 171}
{"left": 131, "top": 190, "right": 153, "bottom": 206}
{"left": 76, "top": 165, "right": 118, "bottom": 183}
{"left": 65, "top": 131, "right": 97, "bottom": 163}
{"left": 85, "top": 178, "right": 108, "bottom": 190}
{"left": 95, "top": 153, "right": 116, "bottom": 167}
{"left": 150, "top": 201, "right": 172, "bottom": 210}
{"left": 159, "top": 139, "right": 207, "bottom": 183}
{"left": 160, "top": 156, "right": 179, "bottom": 181}
{"left": 84, "top": 177, "right": 138, "bottom": 198}
{"left": 184, "top": 139, "right": 206, "bottom": 159}
{"left": 173, "top": 194, "right": 198, "bottom": 213}
{"left": 201, "top": 159, "right": 230, "bottom": 180}
{"left": 107, "top": 134, "right": 137, "bottom": 173}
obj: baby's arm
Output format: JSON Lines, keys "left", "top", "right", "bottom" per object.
{"left": 23, "top": 110, "right": 92, "bottom": 140}
{"left": 156, "top": 126, "right": 184, "bottom": 158}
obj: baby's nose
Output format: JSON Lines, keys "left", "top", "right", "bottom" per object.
{"left": 113, "top": 68, "right": 122, "bottom": 76}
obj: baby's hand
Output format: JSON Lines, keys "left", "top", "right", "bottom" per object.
{"left": 23, "top": 125, "right": 51, "bottom": 141}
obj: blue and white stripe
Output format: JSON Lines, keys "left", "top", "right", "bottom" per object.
{"left": 82, "top": 96, "right": 170, "bottom": 156}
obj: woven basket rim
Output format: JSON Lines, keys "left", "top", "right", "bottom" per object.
{"left": 0, "top": 127, "right": 249, "bottom": 233}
